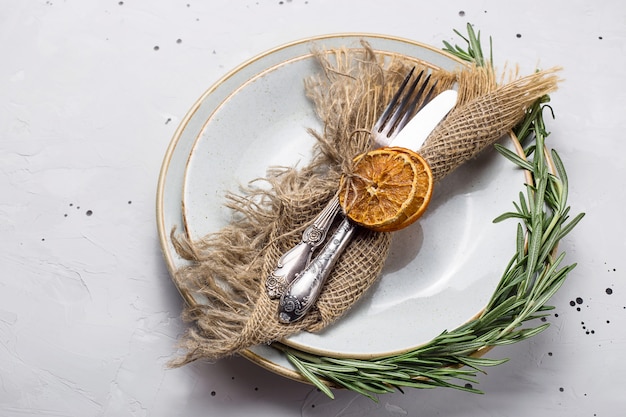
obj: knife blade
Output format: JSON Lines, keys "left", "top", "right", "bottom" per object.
{"left": 391, "top": 89, "right": 457, "bottom": 151}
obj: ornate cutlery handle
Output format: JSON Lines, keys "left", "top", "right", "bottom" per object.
{"left": 265, "top": 197, "right": 341, "bottom": 299}
{"left": 278, "top": 217, "right": 355, "bottom": 323}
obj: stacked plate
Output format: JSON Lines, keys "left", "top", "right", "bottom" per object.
{"left": 156, "top": 34, "right": 521, "bottom": 381}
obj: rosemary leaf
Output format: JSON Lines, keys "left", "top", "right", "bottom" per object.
{"left": 307, "top": 363, "right": 359, "bottom": 373}
{"left": 494, "top": 144, "right": 535, "bottom": 171}
{"left": 325, "top": 374, "right": 378, "bottom": 401}
{"left": 558, "top": 212, "right": 585, "bottom": 240}
{"left": 286, "top": 352, "right": 334, "bottom": 399}
{"left": 324, "top": 357, "right": 398, "bottom": 371}
{"left": 516, "top": 223, "right": 525, "bottom": 263}
{"left": 493, "top": 211, "right": 527, "bottom": 223}
{"left": 454, "top": 355, "right": 510, "bottom": 370}
{"left": 551, "top": 150, "right": 569, "bottom": 205}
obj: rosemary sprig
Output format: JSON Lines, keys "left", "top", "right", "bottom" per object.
{"left": 442, "top": 22, "right": 493, "bottom": 67}
{"left": 279, "top": 24, "right": 583, "bottom": 401}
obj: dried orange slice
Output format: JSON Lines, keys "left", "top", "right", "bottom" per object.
{"left": 338, "top": 147, "right": 433, "bottom": 232}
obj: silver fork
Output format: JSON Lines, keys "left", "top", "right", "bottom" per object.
{"left": 265, "top": 68, "right": 436, "bottom": 299}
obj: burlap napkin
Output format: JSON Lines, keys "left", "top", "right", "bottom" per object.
{"left": 170, "top": 43, "right": 560, "bottom": 365}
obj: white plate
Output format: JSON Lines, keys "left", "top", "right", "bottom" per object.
{"left": 157, "top": 34, "right": 522, "bottom": 378}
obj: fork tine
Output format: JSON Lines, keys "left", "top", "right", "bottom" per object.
{"left": 378, "top": 68, "right": 435, "bottom": 140}
{"left": 417, "top": 79, "right": 439, "bottom": 112}
{"left": 385, "top": 71, "right": 424, "bottom": 135}
{"left": 394, "top": 73, "right": 432, "bottom": 133}
{"left": 395, "top": 75, "right": 440, "bottom": 133}
{"left": 372, "top": 67, "right": 416, "bottom": 133}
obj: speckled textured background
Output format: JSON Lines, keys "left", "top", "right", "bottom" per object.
{"left": 1, "top": 1, "right": 625, "bottom": 415}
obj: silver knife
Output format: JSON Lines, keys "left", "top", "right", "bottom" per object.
{"left": 278, "top": 89, "right": 458, "bottom": 323}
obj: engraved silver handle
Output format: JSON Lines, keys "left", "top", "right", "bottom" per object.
{"left": 265, "top": 197, "right": 341, "bottom": 299}
{"left": 278, "top": 217, "right": 355, "bottom": 323}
